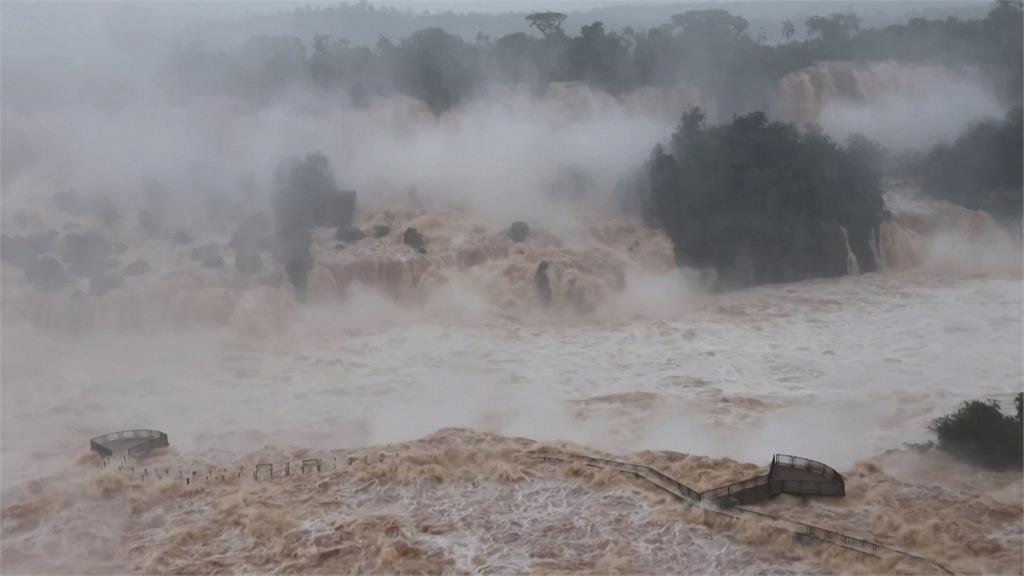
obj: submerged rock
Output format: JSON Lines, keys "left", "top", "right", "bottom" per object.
{"left": 335, "top": 227, "right": 366, "bottom": 243}
{"left": 191, "top": 243, "right": 221, "bottom": 263}
{"left": 235, "top": 249, "right": 263, "bottom": 274}
{"left": 403, "top": 227, "right": 427, "bottom": 254}
{"left": 25, "top": 255, "right": 71, "bottom": 291}
{"left": 190, "top": 243, "right": 226, "bottom": 269}
{"left": 507, "top": 221, "right": 530, "bottom": 243}
{"left": 372, "top": 225, "right": 391, "bottom": 239}
{"left": 535, "top": 260, "right": 552, "bottom": 306}
{"left": 88, "top": 273, "right": 123, "bottom": 296}
{"left": 172, "top": 229, "right": 192, "bottom": 245}
{"left": 61, "top": 231, "right": 116, "bottom": 278}
{"left": 2, "top": 231, "right": 58, "bottom": 268}
{"left": 123, "top": 258, "right": 151, "bottom": 277}
{"left": 201, "top": 254, "right": 226, "bottom": 269}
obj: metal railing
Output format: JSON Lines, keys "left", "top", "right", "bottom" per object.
{"left": 536, "top": 452, "right": 844, "bottom": 504}
{"left": 800, "top": 524, "right": 880, "bottom": 554}
{"left": 534, "top": 450, "right": 954, "bottom": 575}
{"left": 701, "top": 474, "right": 773, "bottom": 500}
{"left": 90, "top": 430, "right": 169, "bottom": 457}
{"left": 772, "top": 454, "right": 839, "bottom": 481}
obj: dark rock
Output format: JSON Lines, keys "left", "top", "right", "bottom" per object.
{"left": 457, "top": 246, "right": 486, "bottom": 269}
{"left": 372, "top": 225, "right": 391, "bottom": 239}
{"left": 123, "top": 258, "right": 151, "bottom": 276}
{"left": 191, "top": 243, "right": 221, "bottom": 263}
{"left": 52, "top": 190, "right": 83, "bottom": 214}
{"left": 335, "top": 227, "right": 366, "bottom": 243}
{"left": 235, "top": 249, "right": 262, "bottom": 274}
{"left": 0, "top": 232, "right": 53, "bottom": 268}
{"left": 172, "top": 229, "right": 192, "bottom": 245}
{"left": 138, "top": 209, "right": 164, "bottom": 238}
{"left": 192, "top": 243, "right": 226, "bottom": 269}
{"left": 88, "top": 273, "right": 123, "bottom": 296}
{"left": 61, "top": 231, "right": 116, "bottom": 278}
{"left": 535, "top": 260, "right": 552, "bottom": 306}
{"left": 403, "top": 227, "right": 427, "bottom": 254}
{"left": 27, "top": 230, "right": 59, "bottom": 253}
{"left": 229, "top": 213, "right": 273, "bottom": 253}
{"left": 272, "top": 153, "right": 351, "bottom": 301}
{"left": 507, "top": 221, "right": 530, "bottom": 243}
{"left": 25, "top": 255, "right": 70, "bottom": 291}
{"left": 201, "top": 255, "right": 226, "bottom": 269}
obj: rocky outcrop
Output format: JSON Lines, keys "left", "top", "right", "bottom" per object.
{"left": 507, "top": 221, "right": 530, "bottom": 243}
{"left": 61, "top": 231, "right": 117, "bottom": 278}
{"left": 403, "top": 228, "right": 427, "bottom": 254}
{"left": 24, "top": 255, "right": 70, "bottom": 291}
{"left": 2, "top": 205, "right": 681, "bottom": 331}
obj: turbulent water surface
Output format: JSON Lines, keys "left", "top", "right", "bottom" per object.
{"left": 3, "top": 255, "right": 1022, "bottom": 573}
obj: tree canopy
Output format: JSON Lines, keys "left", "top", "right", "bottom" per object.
{"left": 922, "top": 107, "right": 1023, "bottom": 220}
{"left": 525, "top": 12, "right": 567, "bottom": 39}
{"left": 170, "top": 1, "right": 1023, "bottom": 117}
{"left": 930, "top": 393, "right": 1023, "bottom": 469}
{"left": 641, "top": 109, "right": 885, "bottom": 288}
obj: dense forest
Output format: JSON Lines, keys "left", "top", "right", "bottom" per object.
{"left": 199, "top": 1, "right": 992, "bottom": 49}
{"left": 174, "top": 1, "right": 1023, "bottom": 117}
{"left": 167, "top": 1, "right": 1021, "bottom": 288}
{"left": 922, "top": 107, "right": 1023, "bottom": 221}
{"left": 640, "top": 109, "right": 884, "bottom": 287}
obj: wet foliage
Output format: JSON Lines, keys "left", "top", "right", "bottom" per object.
{"left": 172, "top": 3, "right": 1022, "bottom": 118}
{"left": 641, "top": 108, "right": 884, "bottom": 288}
{"left": 272, "top": 153, "right": 355, "bottom": 300}
{"left": 922, "top": 107, "right": 1023, "bottom": 220}
{"left": 930, "top": 393, "right": 1023, "bottom": 469}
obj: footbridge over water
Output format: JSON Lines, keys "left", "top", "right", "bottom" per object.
{"left": 704, "top": 454, "right": 845, "bottom": 506}
{"left": 536, "top": 452, "right": 845, "bottom": 506}
{"left": 534, "top": 450, "right": 953, "bottom": 575}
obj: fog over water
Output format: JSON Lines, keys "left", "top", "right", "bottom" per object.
{"left": 1, "top": 1, "right": 1021, "bottom": 574}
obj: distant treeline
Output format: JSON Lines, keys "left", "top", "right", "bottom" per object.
{"left": 203, "top": 1, "right": 991, "bottom": 49}
{"left": 173, "top": 1, "right": 1022, "bottom": 117}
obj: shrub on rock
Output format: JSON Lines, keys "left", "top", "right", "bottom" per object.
{"left": 507, "top": 221, "right": 530, "bottom": 243}
{"left": 929, "top": 393, "right": 1023, "bottom": 469}
{"left": 403, "top": 227, "right": 427, "bottom": 254}
{"left": 272, "top": 153, "right": 355, "bottom": 300}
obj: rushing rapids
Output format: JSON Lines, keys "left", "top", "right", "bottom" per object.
{"left": 1, "top": 188, "right": 1021, "bottom": 574}
{"left": 772, "top": 62, "right": 1005, "bottom": 149}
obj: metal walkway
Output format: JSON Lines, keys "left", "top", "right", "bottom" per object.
{"left": 533, "top": 450, "right": 954, "bottom": 575}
